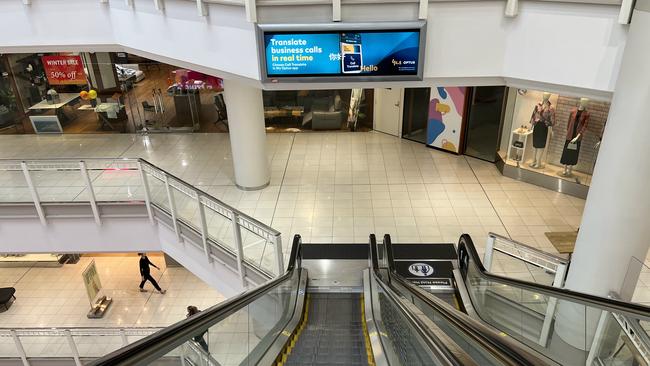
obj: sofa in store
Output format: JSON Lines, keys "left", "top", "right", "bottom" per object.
{"left": 116, "top": 64, "right": 146, "bottom": 83}
{"left": 301, "top": 92, "right": 344, "bottom": 130}
{"left": 311, "top": 110, "right": 344, "bottom": 130}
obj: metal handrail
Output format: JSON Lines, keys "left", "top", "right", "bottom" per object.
{"left": 0, "top": 327, "right": 161, "bottom": 335}
{"left": 377, "top": 234, "right": 548, "bottom": 366}
{"left": 87, "top": 235, "right": 302, "bottom": 366}
{"left": 458, "top": 233, "right": 650, "bottom": 320}
{"left": 368, "top": 235, "right": 468, "bottom": 366}
{"left": 0, "top": 157, "right": 280, "bottom": 236}
{"left": 487, "top": 232, "right": 568, "bottom": 265}
{"left": 139, "top": 159, "right": 280, "bottom": 237}
{"left": 0, "top": 157, "right": 284, "bottom": 277}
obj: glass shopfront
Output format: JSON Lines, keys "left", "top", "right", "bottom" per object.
{"left": 499, "top": 88, "right": 610, "bottom": 187}
{"left": 262, "top": 89, "right": 373, "bottom": 132}
{"left": 0, "top": 52, "right": 227, "bottom": 134}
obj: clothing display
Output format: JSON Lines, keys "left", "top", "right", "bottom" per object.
{"left": 560, "top": 108, "right": 590, "bottom": 166}
{"left": 529, "top": 101, "right": 555, "bottom": 148}
{"left": 533, "top": 122, "right": 549, "bottom": 148}
{"left": 564, "top": 108, "right": 589, "bottom": 140}
{"left": 560, "top": 139, "right": 581, "bottom": 165}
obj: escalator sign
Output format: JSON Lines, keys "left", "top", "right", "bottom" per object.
{"left": 408, "top": 263, "right": 434, "bottom": 277}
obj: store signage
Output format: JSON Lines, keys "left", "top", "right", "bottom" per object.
{"left": 394, "top": 260, "right": 454, "bottom": 290}
{"left": 408, "top": 263, "right": 434, "bottom": 277}
{"left": 82, "top": 260, "right": 103, "bottom": 306}
{"left": 41, "top": 55, "right": 86, "bottom": 85}
{"left": 259, "top": 22, "right": 425, "bottom": 82}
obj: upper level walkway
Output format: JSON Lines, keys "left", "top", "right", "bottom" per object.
{"left": 0, "top": 132, "right": 584, "bottom": 252}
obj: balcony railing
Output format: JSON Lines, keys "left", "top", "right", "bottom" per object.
{"left": 0, "top": 158, "right": 284, "bottom": 280}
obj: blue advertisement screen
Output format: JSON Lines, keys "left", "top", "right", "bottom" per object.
{"left": 264, "top": 30, "right": 420, "bottom": 77}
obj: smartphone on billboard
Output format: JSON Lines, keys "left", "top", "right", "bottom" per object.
{"left": 340, "top": 33, "right": 362, "bottom": 74}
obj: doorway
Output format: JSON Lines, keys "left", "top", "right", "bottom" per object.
{"left": 373, "top": 88, "right": 402, "bottom": 136}
{"left": 463, "top": 86, "right": 507, "bottom": 162}
{"left": 401, "top": 88, "right": 430, "bottom": 144}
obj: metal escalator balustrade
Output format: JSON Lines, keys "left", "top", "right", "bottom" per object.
{"left": 373, "top": 234, "right": 548, "bottom": 366}
{"left": 88, "top": 234, "right": 551, "bottom": 366}
{"left": 88, "top": 235, "right": 305, "bottom": 366}
{"left": 457, "top": 233, "right": 650, "bottom": 366}
{"left": 0, "top": 158, "right": 284, "bottom": 285}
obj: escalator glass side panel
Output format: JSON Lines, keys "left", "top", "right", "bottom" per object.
{"left": 367, "top": 270, "right": 472, "bottom": 366}
{"left": 459, "top": 237, "right": 650, "bottom": 366}
{"left": 89, "top": 268, "right": 302, "bottom": 366}
{"left": 194, "top": 269, "right": 302, "bottom": 366}
{"left": 388, "top": 278, "right": 509, "bottom": 366}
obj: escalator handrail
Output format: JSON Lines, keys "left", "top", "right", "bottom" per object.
{"left": 381, "top": 234, "right": 546, "bottom": 366}
{"left": 88, "top": 235, "right": 303, "bottom": 366}
{"left": 457, "top": 233, "right": 650, "bottom": 320}
{"left": 368, "top": 235, "right": 467, "bottom": 366}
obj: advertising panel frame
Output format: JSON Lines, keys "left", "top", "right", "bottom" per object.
{"left": 257, "top": 21, "right": 427, "bottom": 83}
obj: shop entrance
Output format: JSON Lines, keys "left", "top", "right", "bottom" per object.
{"left": 0, "top": 53, "right": 227, "bottom": 135}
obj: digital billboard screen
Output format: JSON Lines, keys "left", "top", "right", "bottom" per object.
{"left": 259, "top": 23, "right": 425, "bottom": 82}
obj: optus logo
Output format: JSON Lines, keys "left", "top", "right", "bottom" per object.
{"left": 408, "top": 263, "right": 434, "bottom": 277}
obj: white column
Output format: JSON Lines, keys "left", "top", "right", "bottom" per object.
{"left": 555, "top": 4, "right": 650, "bottom": 350}
{"left": 223, "top": 79, "right": 270, "bottom": 190}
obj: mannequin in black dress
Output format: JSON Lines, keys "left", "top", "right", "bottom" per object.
{"left": 559, "top": 98, "right": 590, "bottom": 177}
{"left": 529, "top": 92, "right": 555, "bottom": 168}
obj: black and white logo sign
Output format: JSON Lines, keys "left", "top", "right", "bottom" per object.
{"left": 408, "top": 263, "right": 434, "bottom": 277}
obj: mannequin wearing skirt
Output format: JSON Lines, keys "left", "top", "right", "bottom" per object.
{"left": 529, "top": 92, "right": 556, "bottom": 168}
{"left": 559, "top": 98, "right": 590, "bottom": 177}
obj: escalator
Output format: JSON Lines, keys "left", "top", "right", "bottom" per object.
{"left": 87, "top": 235, "right": 544, "bottom": 366}
{"left": 379, "top": 234, "right": 650, "bottom": 366}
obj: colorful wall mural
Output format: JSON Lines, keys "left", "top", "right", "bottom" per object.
{"left": 427, "top": 87, "right": 467, "bottom": 153}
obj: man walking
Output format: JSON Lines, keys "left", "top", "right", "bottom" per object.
{"left": 138, "top": 253, "right": 166, "bottom": 294}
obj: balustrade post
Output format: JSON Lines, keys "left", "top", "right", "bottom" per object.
{"left": 10, "top": 330, "right": 29, "bottom": 366}
{"left": 230, "top": 212, "right": 246, "bottom": 286}
{"left": 137, "top": 162, "right": 155, "bottom": 225}
{"left": 164, "top": 174, "right": 182, "bottom": 243}
{"left": 21, "top": 162, "right": 46, "bottom": 226}
{"left": 79, "top": 161, "right": 101, "bottom": 225}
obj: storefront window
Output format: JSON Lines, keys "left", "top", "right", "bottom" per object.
{"left": 2, "top": 52, "right": 228, "bottom": 134}
{"left": 262, "top": 89, "right": 373, "bottom": 132}
{"left": 499, "top": 88, "right": 609, "bottom": 186}
{"left": 0, "top": 56, "right": 22, "bottom": 132}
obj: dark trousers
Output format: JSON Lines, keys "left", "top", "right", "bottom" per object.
{"left": 139, "top": 273, "right": 161, "bottom": 291}
{"left": 194, "top": 336, "right": 209, "bottom": 353}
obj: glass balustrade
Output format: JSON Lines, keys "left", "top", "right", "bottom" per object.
{"left": 0, "top": 158, "right": 285, "bottom": 281}
{"left": 463, "top": 253, "right": 650, "bottom": 366}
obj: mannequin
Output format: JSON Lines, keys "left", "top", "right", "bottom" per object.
{"left": 529, "top": 92, "right": 555, "bottom": 168}
{"left": 559, "top": 98, "right": 590, "bottom": 177}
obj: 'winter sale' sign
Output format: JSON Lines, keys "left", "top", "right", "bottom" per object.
{"left": 41, "top": 55, "right": 86, "bottom": 85}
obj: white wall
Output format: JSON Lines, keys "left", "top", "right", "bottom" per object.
{"left": 503, "top": 2, "right": 627, "bottom": 92}
{"left": 0, "top": 0, "right": 628, "bottom": 93}
{"left": 0, "top": 0, "right": 113, "bottom": 50}
{"left": 0, "top": 215, "right": 247, "bottom": 296}
{"left": 0, "top": 216, "right": 160, "bottom": 253}
{"left": 110, "top": 0, "right": 260, "bottom": 81}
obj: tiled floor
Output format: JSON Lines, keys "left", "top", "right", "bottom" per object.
{"left": 0, "top": 133, "right": 585, "bottom": 251}
{"left": 0, "top": 254, "right": 224, "bottom": 329}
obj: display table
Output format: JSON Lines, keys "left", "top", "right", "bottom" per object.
{"left": 28, "top": 93, "right": 80, "bottom": 110}
{"left": 264, "top": 106, "right": 305, "bottom": 126}
{"left": 28, "top": 93, "right": 80, "bottom": 127}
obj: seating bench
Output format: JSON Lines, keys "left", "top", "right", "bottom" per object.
{"left": 0, "top": 287, "right": 16, "bottom": 310}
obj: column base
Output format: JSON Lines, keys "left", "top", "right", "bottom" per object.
{"left": 236, "top": 181, "right": 270, "bottom": 191}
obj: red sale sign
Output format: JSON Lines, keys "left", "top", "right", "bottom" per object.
{"left": 41, "top": 55, "right": 87, "bottom": 85}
